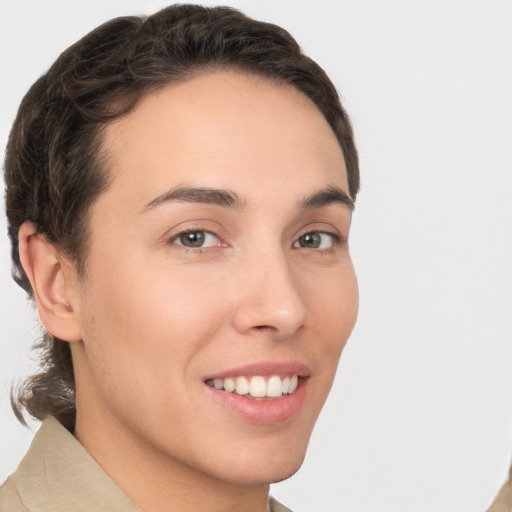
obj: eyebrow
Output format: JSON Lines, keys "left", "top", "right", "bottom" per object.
{"left": 139, "top": 186, "right": 246, "bottom": 214}
{"left": 139, "top": 184, "right": 354, "bottom": 214}
{"left": 300, "top": 185, "right": 355, "bottom": 212}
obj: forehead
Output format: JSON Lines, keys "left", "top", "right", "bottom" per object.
{"left": 98, "top": 71, "right": 348, "bottom": 208}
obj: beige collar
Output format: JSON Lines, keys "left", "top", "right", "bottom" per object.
{"left": 1, "top": 416, "right": 291, "bottom": 512}
{"left": 1, "top": 415, "right": 141, "bottom": 511}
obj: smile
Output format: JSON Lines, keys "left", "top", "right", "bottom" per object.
{"left": 205, "top": 375, "right": 299, "bottom": 399}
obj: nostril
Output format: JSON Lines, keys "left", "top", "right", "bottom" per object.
{"left": 253, "top": 325, "right": 275, "bottom": 332}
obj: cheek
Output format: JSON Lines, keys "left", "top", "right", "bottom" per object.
{"left": 295, "top": 265, "right": 357, "bottom": 427}
{"left": 311, "top": 260, "right": 358, "bottom": 330}
{"left": 307, "top": 263, "right": 358, "bottom": 370}
{"left": 78, "top": 259, "right": 227, "bottom": 389}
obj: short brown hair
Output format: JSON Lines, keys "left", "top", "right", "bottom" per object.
{"left": 5, "top": 4, "right": 359, "bottom": 430}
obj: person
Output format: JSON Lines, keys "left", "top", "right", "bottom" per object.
{"left": 488, "top": 466, "right": 512, "bottom": 512}
{"left": 0, "top": 4, "right": 359, "bottom": 511}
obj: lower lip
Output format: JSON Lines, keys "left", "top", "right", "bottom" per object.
{"left": 204, "top": 378, "right": 308, "bottom": 425}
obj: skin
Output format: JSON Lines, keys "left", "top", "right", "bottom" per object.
{"left": 21, "top": 71, "right": 358, "bottom": 512}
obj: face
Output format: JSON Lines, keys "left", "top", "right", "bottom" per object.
{"left": 70, "top": 71, "right": 358, "bottom": 486}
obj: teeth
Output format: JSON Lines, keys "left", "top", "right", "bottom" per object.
{"left": 224, "top": 377, "right": 235, "bottom": 393}
{"left": 235, "top": 376, "right": 250, "bottom": 395}
{"left": 249, "top": 376, "right": 267, "bottom": 398}
{"left": 266, "top": 376, "right": 283, "bottom": 398}
{"left": 289, "top": 375, "right": 298, "bottom": 394}
{"left": 281, "top": 376, "right": 290, "bottom": 394}
{"left": 206, "top": 375, "right": 300, "bottom": 398}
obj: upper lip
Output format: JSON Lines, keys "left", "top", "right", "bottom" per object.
{"left": 203, "top": 361, "right": 312, "bottom": 381}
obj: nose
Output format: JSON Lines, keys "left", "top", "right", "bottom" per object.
{"left": 231, "top": 251, "right": 307, "bottom": 339}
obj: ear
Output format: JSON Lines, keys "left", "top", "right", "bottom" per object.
{"left": 18, "top": 222, "right": 83, "bottom": 343}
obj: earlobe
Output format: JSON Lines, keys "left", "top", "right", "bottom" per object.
{"left": 18, "top": 222, "right": 83, "bottom": 343}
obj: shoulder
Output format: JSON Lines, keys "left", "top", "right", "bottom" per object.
{"left": 268, "top": 495, "right": 295, "bottom": 512}
{"left": 488, "top": 465, "right": 512, "bottom": 512}
{"left": 0, "top": 476, "right": 29, "bottom": 512}
{"left": 0, "top": 416, "right": 140, "bottom": 512}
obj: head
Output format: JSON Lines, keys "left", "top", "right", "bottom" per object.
{"left": 5, "top": 4, "right": 359, "bottom": 487}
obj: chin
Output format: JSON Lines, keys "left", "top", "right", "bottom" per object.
{"left": 267, "top": 458, "right": 305, "bottom": 484}
{"left": 219, "top": 444, "right": 308, "bottom": 486}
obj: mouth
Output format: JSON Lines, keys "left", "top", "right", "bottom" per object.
{"left": 205, "top": 375, "right": 300, "bottom": 399}
{"left": 203, "top": 363, "right": 311, "bottom": 424}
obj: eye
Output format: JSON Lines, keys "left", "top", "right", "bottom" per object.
{"left": 172, "top": 230, "right": 221, "bottom": 248}
{"left": 293, "top": 231, "right": 338, "bottom": 249}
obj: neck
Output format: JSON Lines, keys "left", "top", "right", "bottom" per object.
{"left": 74, "top": 406, "right": 269, "bottom": 512}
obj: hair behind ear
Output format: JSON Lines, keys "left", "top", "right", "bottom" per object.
{"left": 13, "top": 222, "right": 81, "bottom": 429}
{"left": 12, "top": 334, "right": 75, "bottom": 430}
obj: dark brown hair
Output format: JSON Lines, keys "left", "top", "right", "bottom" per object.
{"left": 5, "top": 4, "right": 359, "bottom": 431}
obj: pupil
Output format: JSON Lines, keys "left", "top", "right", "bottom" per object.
{"left": 181, "top": 231, "right": 205, "bottom": 247}
{"left": 302, "top": 233, "right": 320, "bottom": 248}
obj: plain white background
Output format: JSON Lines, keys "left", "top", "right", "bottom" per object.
{"left": 0, "top": 1, "right": 511, "bottom": 511}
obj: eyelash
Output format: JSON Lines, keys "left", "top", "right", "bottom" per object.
{"left": 292, "top": 231, "right": 342, "bottom": 251}
{"left": 169, "top": 228, "right": 223, "bottom": 251}
{"left": 168, "top": 228, "right": 343, "bottom": 253}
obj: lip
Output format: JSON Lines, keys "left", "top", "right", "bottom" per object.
{"left": 203, "top": 361, "right": 311, "bottom": 424}
{"left": 203, "top": 361, "right": 312, "bottom": 381}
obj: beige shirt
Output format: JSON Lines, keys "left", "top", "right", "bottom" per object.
{"left": 0, "top": 416, "right": 291, "bottom": 512}
{"left": 488, "top": 466, "right": 512, "bottom": 512}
